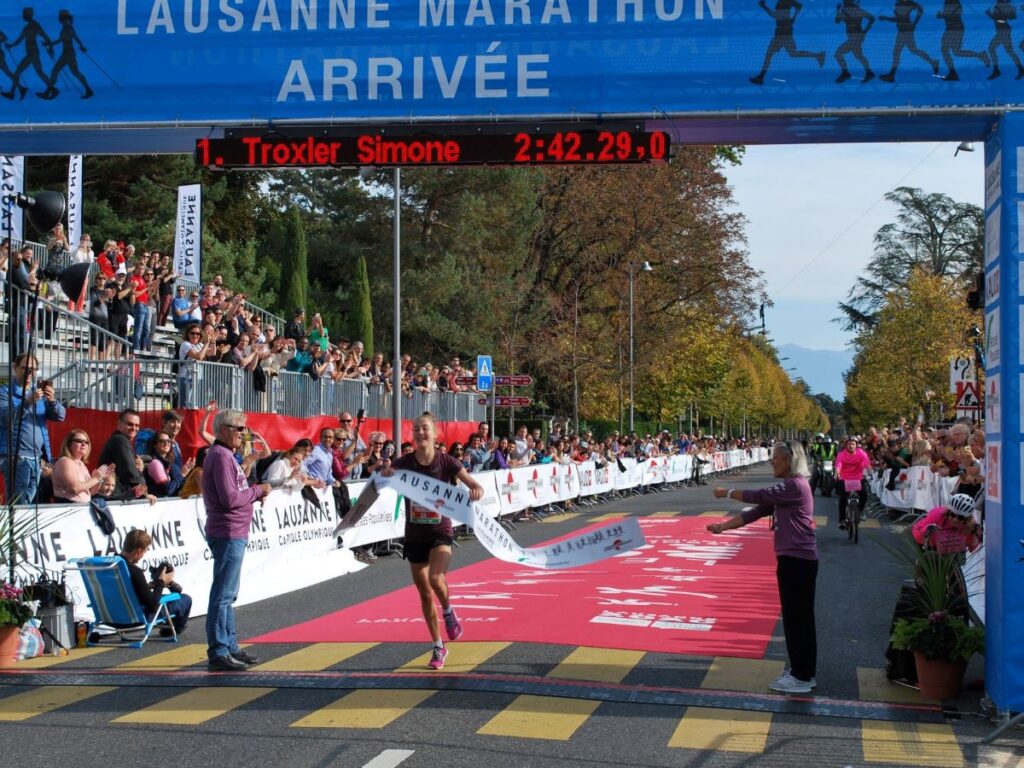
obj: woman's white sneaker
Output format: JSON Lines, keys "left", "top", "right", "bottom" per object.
{"left": 782, "top": 668, "right": 816, "bottom": 688}
{"left": 769, "top": 672, "right": 813, "bottom": 694}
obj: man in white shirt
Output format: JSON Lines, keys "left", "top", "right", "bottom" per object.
{"left": 510, "top": 425, "right": 532, "bottom": 466}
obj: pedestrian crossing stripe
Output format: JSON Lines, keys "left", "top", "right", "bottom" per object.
{"left": 476, "top": 647, "right": 644, "bottom": 740}
{"left": 0, "top": 685, "right": 115, "bottom": 721}
{"left": 291, "top": 642, "right": 509, "bottom": 730}
{"left": 7, "top": 647, "right": 111, "bottom": 669}
{"left": 668, "top": 707, "right": 772, "bottom": 752}
{"left": 668, "top": 657, "right": 780, "bottom": 753}
{"left": 117, "top": 643, "right": 212, "bottom": 670}
{"left": 255, "top": 642, "right": 378, "bottom": 672}
{"left": 540, "top": 512, "right": 581, "bottom": 523}
{"left": 113, "top": 686, "right": 276, "bottom": 725}
{"left": 861, "top": 721, "right": 964, "bottom": 767}
{"left": 590, "top": 512, "right": 628, "bottom": 522}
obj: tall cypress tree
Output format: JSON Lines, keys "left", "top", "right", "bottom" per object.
{"left": 278, "top": 207, "right": 307, "bottom": 316}
{"left": 351, "top": 254, "right": 374, "bottom": 357}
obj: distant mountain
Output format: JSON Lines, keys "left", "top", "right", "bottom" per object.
{"left": 777, "top": 344, "right": 853, "bottom": 401}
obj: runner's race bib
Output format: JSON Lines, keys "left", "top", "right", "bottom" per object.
{"left": 409, "top": 504, "right": 442, "bottom": 524}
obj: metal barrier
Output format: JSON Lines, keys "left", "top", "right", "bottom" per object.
{"left": 172, "top": 361, "right": 486, "bottom": 422}
{"left": 0, "top": 284, "right": 132, "bottom": 391}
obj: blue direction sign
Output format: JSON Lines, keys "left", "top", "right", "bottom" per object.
{"left": 477, "top": 355, "right": 493, "bottom": 393}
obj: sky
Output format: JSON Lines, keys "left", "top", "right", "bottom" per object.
{"left": 725, "top": 142, "right": 985, "bottom": 352}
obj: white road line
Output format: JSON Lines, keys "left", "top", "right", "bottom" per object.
{"left": 361, "top": 749, "right": 415, "bottom": 768}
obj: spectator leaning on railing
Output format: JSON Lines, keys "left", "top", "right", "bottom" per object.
{"left": 177, "top": 325, "right": 207, "bottom": 409}
{"left": 464, "top": 433, "right": 492, "bottom": 472}
{"left": 144, "top": 431, "right": 194, "bottom": 498}
{"left": 97, "top": 408, "right": 153, "bottom": 502}
{"left": 285, "top": 337, "right": 313, "bottom": 374}
{"left": 51, "top": 430, "right": 114, "bottom": 505}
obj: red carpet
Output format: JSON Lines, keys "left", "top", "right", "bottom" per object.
{"left": 249, "top": 517, "right": 781, "bottom": 657}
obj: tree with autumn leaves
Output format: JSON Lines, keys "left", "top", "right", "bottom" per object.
{"left": 840, "top": 187, "right": 983, "bottom": 431}
{"left": 845, "top": 270, "right": 978, "bottom": 429}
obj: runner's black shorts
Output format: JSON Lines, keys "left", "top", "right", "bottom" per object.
{"left": 403, "top": 535, "right": 454, "bottom": 564}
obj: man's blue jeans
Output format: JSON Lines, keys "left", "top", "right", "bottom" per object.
{"left": 205, "top": 537, "right": 247, "bottom": 660}
{"left": 1, "top": 456, "right": 40, "bottom": 505}
{"left": 133, "top": 302, "right": 151, "bottom": 351}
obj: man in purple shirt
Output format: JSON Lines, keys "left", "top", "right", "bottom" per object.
{"left": 202, "top": 408, "right": 271, "bottom": 671}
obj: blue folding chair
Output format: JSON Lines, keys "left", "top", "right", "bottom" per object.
{"left": 66, "top": 556, "right": 181, "bottom": 648}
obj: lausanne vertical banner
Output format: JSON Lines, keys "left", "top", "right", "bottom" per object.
{"left": 1, "top": 155, "right": 24, "bottom": 242}
{"left": 174, "top": 183, "right": 201, "bottom": 282}
{"left": 67, "top": 155, "right": 83, "bottom": 248}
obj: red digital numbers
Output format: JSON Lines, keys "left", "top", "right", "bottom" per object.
{"left": 198, "top": 130, "right": 669, "bottom": 168}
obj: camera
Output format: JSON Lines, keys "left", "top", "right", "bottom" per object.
{"left": 357, "top": 408, "right": 365, "bottom": 421}
{"left": 148, "top": 562, "right": 183, "bottom": 593}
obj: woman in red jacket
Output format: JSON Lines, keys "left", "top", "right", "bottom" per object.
{"left": 835, "top": 437, "right": 871, "bottom": 530}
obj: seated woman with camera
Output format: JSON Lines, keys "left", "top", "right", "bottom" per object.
{"left": 118, "top": 528, "right": 192, "bottom": 638}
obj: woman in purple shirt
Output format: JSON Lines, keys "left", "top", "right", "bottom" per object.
{"left": 708, "top": 441, "right": 818, "bottom": 694}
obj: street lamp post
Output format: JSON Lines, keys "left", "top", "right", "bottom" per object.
{"left": 392, "top": 169, "right": 402, "bottom": 446}
{"left": 627, "top": 260, "right": 653, "bottom": 433}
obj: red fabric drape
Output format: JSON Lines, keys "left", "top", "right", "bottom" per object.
{"left": 46, "top": 408, "right": 479, "bottom": 467}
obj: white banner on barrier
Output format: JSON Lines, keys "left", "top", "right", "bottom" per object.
{"left": 383, "top": 472, "right": 646, "bottom": 568}
{"left": 474, "top": 471, "right": 504, "bottom": 521}
{"left": 336, "top": 480, "right": 406, "bottom": 548}
{"left": 19, "top": 487, "right": 358, "bottom": 622}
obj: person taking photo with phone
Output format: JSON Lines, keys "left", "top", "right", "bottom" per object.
{"left": 0, "top": 353, "right": 66, "bottom": 504}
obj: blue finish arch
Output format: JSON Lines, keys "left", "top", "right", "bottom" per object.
{"left": 0, "top": 0, "right": 1018, "bottom": 716}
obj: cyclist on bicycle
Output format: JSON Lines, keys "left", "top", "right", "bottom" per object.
{"left": 912, "top": 493, "right": 982, "bottom": 554}
{"left": 835, "top": 436, "right": 870, "bottom": 530}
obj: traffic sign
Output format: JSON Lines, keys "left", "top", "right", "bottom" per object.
{"left": 495, "top": 375, "right": 533, "bottom": 387}
{"left": 477, "top": 355, "right": 493, "bottom": 392}
{"left": 954, "top": 381, "right": 981, "bottom": 410}
{"left": 478, "top": 396, "right": 532, "bottom": 408}
{"left": 949, "top": 357, "right": 975, "bottom": 393}
{"left": 454, "top": 376, "right": 477, "bottom": 386}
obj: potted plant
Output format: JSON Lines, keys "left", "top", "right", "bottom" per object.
{"left": 0, "top": 580, "right": 33, "bottom": 664}
{"left": 0, "top": 500, "right": 77, "bottom": 665}
{"left": 883, "top": 535, "right": 984, "bottom": 699}
{"left": 890, "top": 609, "right": 985, "bottom": 699}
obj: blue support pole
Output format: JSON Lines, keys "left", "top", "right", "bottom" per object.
{"left": 983, "top": 114, "right": 1024, "bottom": 715}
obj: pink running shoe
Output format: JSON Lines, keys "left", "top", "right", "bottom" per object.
{"left": 444, "top": 609, "right": 464, "bottom": 641}
{"left": 428, "top": 645, "right": 449, "bottom": 670}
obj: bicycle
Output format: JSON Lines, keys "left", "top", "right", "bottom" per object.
{"left": 844, "top": 478, "right": 863, "bottom": 544}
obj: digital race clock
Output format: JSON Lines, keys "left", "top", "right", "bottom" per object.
{"left": 195, "top": 129, "right": 670, "bottom": 169}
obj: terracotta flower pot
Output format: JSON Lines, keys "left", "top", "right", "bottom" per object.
{"left": 913, "top": 652, "right": 966, "bottom": 700}
{"left": 0, "top": 625, "right": 20, "bottom": 667}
